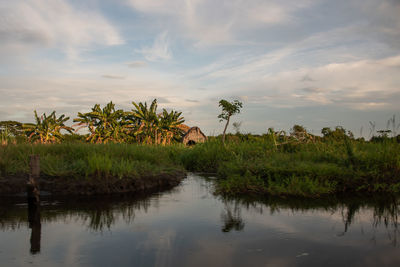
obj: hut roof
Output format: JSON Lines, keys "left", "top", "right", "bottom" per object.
{"left": 182, "top": 126, "right": 207, "bottom": 145}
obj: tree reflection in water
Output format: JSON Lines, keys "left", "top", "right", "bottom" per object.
{"left": 221, "top": 199, "right": 245, "bottom": 232}
{"left": 218, "top": 194, "right": 400, "bottom": 246}
{"left": 0, "top": 194, "right": 154, "bottom": 233}
{"left": 0, "top": 190, "right": 400, "bottom": 250}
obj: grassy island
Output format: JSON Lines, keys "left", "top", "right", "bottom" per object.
{"left": 182, "top": 137, "right": 400, "bottom": 197}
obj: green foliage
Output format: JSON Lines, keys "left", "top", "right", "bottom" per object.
{"left": 87, "top": 153, "right": 113, "bottom": 177}
{"left": 218, "top": 99, "right": 243, "bottom": 144}
{"left": 131, "top": 99, "right": 159, "bottom": 144}
{"left": 217, "top": 172, "right": 266, "bottom": 195}
{"left": 158, "top": 109, "right": 185, "bottom": 144}
{"left": 0, "top": 143, "right": 185, "bottom": 180}
{"left": 130, "top": 99, "right": 185, "bottom": 144}
{"left": 322, "top": 126, "right": 354, "bottom": 141}
{"left": 0, "top": 121, "right": 23, "bottom": 138}
{"left": 218, "top": 99, "right": 243, "bottom": 122}
{"left": 73, "top": 102, "right": 128, "bottom": 143}
{"left": 24, "top": 111, "right": 73, "bottom": 144}
{"left": 180, "top": 140, "right": 233, "bottom": 172}
{"left": 179, "top": 138, "right": 400, "bottom": 197}
{"left": 1, "top": 130, "right": 399, "bottom": 198}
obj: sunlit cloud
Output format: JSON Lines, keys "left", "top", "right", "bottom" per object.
{"left": 137, "top": 31, "right": 172, "bottom": 61}
{"left": 0, "top": 0, "right": 123, "bottom": 60}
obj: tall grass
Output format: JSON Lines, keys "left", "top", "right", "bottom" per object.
{"left": 180, "top": 138, "right": 400, "bottom": 197}
{"left": 0, "top": 143, "right": 186, "bottom": 180}
{"left": 0, "top": 138, "right": 399, "bottom": 197}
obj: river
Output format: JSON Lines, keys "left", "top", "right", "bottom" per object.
{"left": 1, "top": 173, "right": 399, "bottom": 266}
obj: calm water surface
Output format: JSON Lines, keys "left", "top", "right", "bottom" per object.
{"left": 1, "top": 173, "right": 400, "bottom": 267}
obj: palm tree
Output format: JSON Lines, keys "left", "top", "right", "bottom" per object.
{"left": 73, "top": 102, "right": 128, "bottom": 143}
{"left": 24, "top": 111, "right": 73, "bottom": 144}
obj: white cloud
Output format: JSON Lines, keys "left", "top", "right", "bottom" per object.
{"left": 0, "top": 0, "right": 123, "bottom": 59}
{"left": 102, "top": 75, "right": 125, "bottom": 79}
{"left": 258, "top": 56, "right": 400, "bottom": 110}
{"left": 126, "top": 0, "right": 315, "bottom": 46}
{"left": 127, "top": 61, "right": 147, "bottom": 68}
{"left": 137, "top": 31, "right": 172, "bottom": 61}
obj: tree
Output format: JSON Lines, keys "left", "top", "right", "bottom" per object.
{"left": 130, "top": 99, "right": 185, "bottom": 145}
{"left": 0, "top": 120, "right": 23, "bottom": 145}
{"left": 131, "top": 99, "right": 159, "bottom": 144}
{"left": 321, "top": 126, "right": 354, "bottom": 141}
{"left": 218, "top": 99, "right": 243, "bottom": 144}
{"left": 24, "top": 111, "right": 73, "bottom": 144}
{"left": 73, "top": 102, "right": 128, "bottom": 143}
{"left": 159, "top": 109, "right": 185, "bottom": 145}
{"left": 0, "top": 121, "right": 23, "bottom": 137}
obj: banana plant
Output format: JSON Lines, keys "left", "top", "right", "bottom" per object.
{"left": 131, "top": 99, "right": 159, "bottom": 144}
{"left": 73, "top": 102, "right": 128, "bottom": 143}
{"left": 158, "top": 109, "right": 185, "bottom": 145}
{"left": 24, "top": 111, "right": 73, "bottom": 144}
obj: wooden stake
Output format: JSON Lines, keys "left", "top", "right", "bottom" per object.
{"left": 27, "top": 155, "right": 40, "bottom": 204}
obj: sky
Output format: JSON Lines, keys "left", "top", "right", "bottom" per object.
{"left": 1, "top": 0, "right": 400, "bottom": 137}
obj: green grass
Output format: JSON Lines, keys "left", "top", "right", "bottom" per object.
{"left": 180, "top": 138, "right": 400, "bottom": 197}
{"left": 0, "top": 143, "right": 186, "bottom": 180}
{"left": 0, "top": 138, "right": 399, "bottom": 197}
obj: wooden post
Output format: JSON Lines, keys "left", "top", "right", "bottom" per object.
{"left": 27, "top": 155, "right": 40, "bottom": 204}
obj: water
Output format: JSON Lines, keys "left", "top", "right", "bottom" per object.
{"left": 1, "top": 173, "right": 400, "bottom": 267}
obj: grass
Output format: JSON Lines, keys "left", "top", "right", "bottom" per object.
{"left": 0, "top": 143, "right": 186, "bottom": 180}
{"left": 180, "top": 138, "right": 400, "bottom": 197}
{"left": 0, "top": 137, "right": 399, "bottom": 197}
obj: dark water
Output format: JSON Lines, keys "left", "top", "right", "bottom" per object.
{"left": 1, "top": 174, "right": 400, "bottom": 267}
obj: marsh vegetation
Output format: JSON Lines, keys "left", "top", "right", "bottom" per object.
{"left": 0, "top": 99, "right": 399, "bottom": 197}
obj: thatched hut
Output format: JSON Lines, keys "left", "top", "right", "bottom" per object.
{"left": 182, "top": 127, "right": 207, "bottom": 145}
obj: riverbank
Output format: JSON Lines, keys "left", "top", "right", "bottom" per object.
{"left": 0, "top": 144, "right": 186, "bottom": 195}
{"left": 181, "top": 139, "right": 400, "bottom": 197}
{"left": 0, "top": 171, "right": 185, "bottom": 196}
{"left": 1, "top": 140, "right": 399, "bottom": 197}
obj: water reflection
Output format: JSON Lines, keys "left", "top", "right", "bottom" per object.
{"left": 0, "top": 193, "right": 155, "bottom": 234}
{"left": 218, "top": 193, "right": 400, "bottom": 246}
{"left": 0, "top": 175, "right": 400, "bottom": 266}
{"left": 1, "top": 187, "right": 400, "bottom": 239}
{"left": 221, "top": 200, "right": 245, "bottom": 232}
{"left": 28, "top": 202, "right": 41, "bottom": 254}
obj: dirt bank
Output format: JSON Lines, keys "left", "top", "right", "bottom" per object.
{"left": 0, "top": 171, "right": 186, "bottom": 196}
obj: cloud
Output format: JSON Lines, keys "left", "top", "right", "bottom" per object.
{"left": 101, "top": 75, "right": 125, "bottom": 79}
{"left": 152, "top": 97, "right": 170, "bottom": 104}
{"left": 301, "top": 75, "right": 315, "bottom": 82}
{"left": 199, "top": 54, "right": 400, "bottom": 111}
{"left": 0, "top": 0, "right": 123, "bottom": 59}
{"left": 126, "top": 0, "right": 315, "bottom": 46}
{"left": 299, "top": 87, "right": 323, "bottom": 93}
{"left": 127, "top": 61, "right": 147, "bottom": 68}
{"left": 137, "top": 31, "right": 172, "bottom": 61}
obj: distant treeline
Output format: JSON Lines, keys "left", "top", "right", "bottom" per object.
{"left": 1, "top": 99, "right": 399, "bottom": 145}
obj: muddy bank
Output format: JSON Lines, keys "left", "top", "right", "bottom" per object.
{"left": 0, "top": 171, "right": 186, "bottom": 196}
